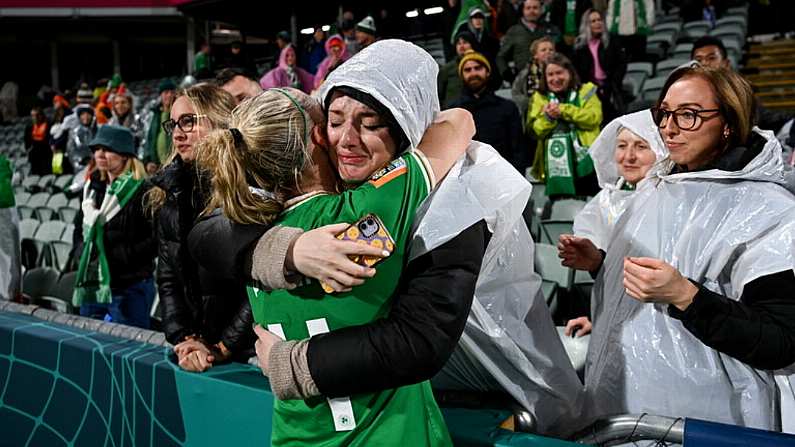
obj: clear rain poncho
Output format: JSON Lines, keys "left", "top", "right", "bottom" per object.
{"left": 573, "top": 110, "right": 669, "bottom": 250}
{"left": 585, "top": 128, "right": 795, "bottom": 431}
{"left": 410, "top": 143, "right": 585, "bottom": 437}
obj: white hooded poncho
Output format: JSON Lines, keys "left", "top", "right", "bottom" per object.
{"left": 573, "top": 110, "right": 669, "bottom": 250}
{"left": 585, "top": 128, "right": 795, "bottom": 432}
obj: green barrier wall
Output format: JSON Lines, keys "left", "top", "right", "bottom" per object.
{"left": 0, "top": 310, "right": 582, "bottom": 447}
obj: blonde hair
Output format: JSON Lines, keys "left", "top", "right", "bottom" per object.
{"left": 100, "top": 157, "right": 147, "bottom": 182}
{"left": 657, "top": 65, "right": 756, "bottom": 148}
{"left": 145, "top": 83, "right": 236, "bottom": 216}
{"left": 197, "top": 89, "right": 311, "bottom": 225}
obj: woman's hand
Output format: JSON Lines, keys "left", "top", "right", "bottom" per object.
{"left": 254, "top": 324, "right": 283, "bottom": 376}
{"left": 175, "top": 339, "right": 215, "bottom": 372}
{"left": 544, "top": 102, "right": 561, "bottom": 119}
{"left": 287, "top": 223, "right": 387, "bottom": 292}
{"left": 623, "top": 257, "right": 699, "bottom": 310}
{"left": 558, "top": 235, "right": 602, "bottom": 272}
{"left": 564, "top": 316, "right": 592, "bottom": 337}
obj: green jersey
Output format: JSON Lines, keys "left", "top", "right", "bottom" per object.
{"left": 248, "top": 151, "right": 453, "bottom": 446}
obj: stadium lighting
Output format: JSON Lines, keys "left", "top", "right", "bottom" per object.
{"left": 300, "top": 27, "right": 314, "bottom": 35}
{"left": 322, "top": 25, "right": 330, "bottom": 31}
{"left": 424, "top": 7, "right": 444, "bottom": 15}
{"left": 405, "top": 10, "right": 419, "bottom": 18}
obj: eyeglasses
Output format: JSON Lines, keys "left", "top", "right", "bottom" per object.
{"left": 651, "top": 107, "right": 721, "bottom": 130}
{"left": 162, "top": 114, "right": 207, "bottom": 135}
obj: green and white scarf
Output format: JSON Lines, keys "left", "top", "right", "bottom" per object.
{"left": 609, "top": 0, "right": 651, "bottom": 36}
{"left": 544, "top": 90, "right": 595, "bottom": 196}
{"left": 72, "top": 172, "right": 144, "bottom": 307}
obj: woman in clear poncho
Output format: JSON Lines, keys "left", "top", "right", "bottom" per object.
{"left": 583, "top": 65, "right": 795, "bottom": 432}
{"left": 558, "top": 109, "right": 668, "bottom": 336}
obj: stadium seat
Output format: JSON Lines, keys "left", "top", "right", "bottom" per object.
{"left": 32, "top": 220, "right": 67, "bottom": 267}
{"left": 38, "top": 271, "right": 77, "bottom": 314}
{"left": 641, "top": 76, "right": 667, "bottom": 101}
{"left": 653, "top": 22, "right": 682, "bottom": 35}
{"left": 672, "top": 43, "right": 693, "bottom": 59}
{"left": 656, "top": 58, "right": 691, "bottom": 78}
{"left": 549, "top": 199, "right": 586, "bottom": 220}
{"left": 19, "top": 218, "right": 39, "bottom": 240}
{"left": 21, "top": 267, "right": 60, "bottom": 302}
{"left": 62, "top": 223, "right": 75, "bottom": 242}
{"left": 646, "top": 32, "right": 676, "bottom": 59}
{"left": 710, "top": 24, "right": 745, "bottom": 42}
{"left": 14, "top": 191, "right": 30, "bottom": 207}
{"left": 540, "top": 220, "right": 573, "bottom": 245}
{"left": 21, "top": 174, "right": 41, "bottom": 192}
{"left": 58, "top": 205, "right": 78, "bottom": 224}
{"left": 19, "top": 192, "right": 49, "bottom": 219}
{"left": 716, "top": 16, "right": 747, "bottom": 32}
{"left": 50, "top": 240, "right": 73, "bottom": 272}
{"left": 682, "top": 21, "right": 710, "bottom": 40}
{"left": 37, "top": 193, "right": 68, "bottom": 221}
{"left": 52, "top": 174, "right": 73, "bottom": 192}
{"left": 535, "top": 243, "right": 573, "bottom": 291}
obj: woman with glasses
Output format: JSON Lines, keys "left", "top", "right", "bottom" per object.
{"left": 583, "top": 66, "right": 795, "bottom": 431}
{"left": 145, "top": 83, "right": 255, "bottom": 373}
{"left": 72, "top": 125, "right": 155, "bottom": 328}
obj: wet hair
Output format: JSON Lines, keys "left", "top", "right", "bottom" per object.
{"left": 537, "top": 53, "right": 582, "bottom": 95}
{"left": 197, "top": 89, "right": 311, "bottom": 225}
{"left": 324, "top": 86, "right": 409, "bottom": 153}
{"left": 691, "top": 36, "right": 728, "bottom": 60}
{"left": 656, "top": 65, "right": 756, "bottom": 148}
{"left": 145, "top": 83, "right": 236, "bottom": 216}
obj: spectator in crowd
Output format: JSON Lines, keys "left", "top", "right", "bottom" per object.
{"left": 259, "top": 45, "right": 314, "bottom": 94}
{"left": 438, "top": 30, "right": 478, "bottom": 108}
{"left": 450, "top": 50, "right": 526, "bottom": 172}
{"left": 498, "top": 0, "right": 562, "bottom": 83}
{"left": 143, "top": 79, "right": 176, "bottom": 174}
{"left": 303, "top": 27, "right": 327, "bottom": 74}
{"left": 355, "top": 16, "right": 378, "bottom": 50}
{"left": 546, "top": 0, "right": 594, "bottom": 47}
{"left": 195, "top": 42, "right": 470, "bottom": 445}
{"left": 95, "top": 75, "right": 123, "bottom": 125}
{"left": 691, "top": 36, "right": 793, "bottom": 133}
{"left": 0, "top": 153, "right": 20, "bottom": 301}
{"left": 225, "top": 41, "right": 253, "bottom": 73}
{"left": 497, "top": 0, "right": 524, "bottom": 35}
{"left": 194, "top": 42, "right": 212, "bottom": 79}
{"left": 339, "top": 18, "right": 359, "bottom": 56}
{"left": 313, "top": 34, "right": 350, "bottom": 91}
{"left": 558, "top": 109, "right": 668, "bottom": 337}
{"left": 66, "top": 105, "right": 96, "bottom": 173}
{"left": 606, "top": 0, "right": 654, "bottom": 62}
{"left": 50, "top": 95, "right": 72, "bottom": 174}
{"left": 25, "top": 106, "right": 52, "bottom": 176}
{"left": 527, "top": 53, "right": 601, "bottom": 197}
{"left": 144, "top": 83, "right": 253, "bottom": 373}
{"left": 215, "top": 68, "right": 262, "bottom": 105}
{"left": 585, "top": 65, "right": 795, "bottom": 431}
{"left": 72, "top": 125, "right": 156, "bottom": 329}
{"left": 109, "top": 86, "right": 145, "bottom": 149}
{"left": 512, "top": 36, "right": 555, "bottom": 122}
{"left": 276, "top": 31, "right": 291, "bottom": 50}
{"left": 573, "top": 8, "right": 626, "bottom": 123}
{"left": 465, "top": 7, "right": 501, "bottom": 71}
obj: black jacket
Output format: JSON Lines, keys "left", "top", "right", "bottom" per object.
{"left": 72, "top": 170, "right": 156, "bottom": 289}
{"left": 187, "top": 213, "right": 485, "bottom": 395}
{"left": 152, "top": 157, "right": 254, "bottom": 355}
{"left": 448, "top": 89, "right": 527, "bottom": 172}
{"left": 573, "top": 40, "right": 626, "bottom": 121}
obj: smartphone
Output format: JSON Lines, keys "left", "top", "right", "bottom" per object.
{"left": 320, "top": 213, "right": 396, "bottom": 293}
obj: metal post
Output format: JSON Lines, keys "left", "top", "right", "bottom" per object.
{"left": 290, "top": 12, "right": 297, "bottom": 46}
{"left": 112, "top": 40, "right": 121, "bottom": 75}
{"left": 187, "top": 17, "right": 196, "bottom": 74}
{"left": 50, "top": 41, "right": 59, "bottom": 90}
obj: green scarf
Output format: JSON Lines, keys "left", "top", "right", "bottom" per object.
{"left": 610, "top": 0, "right": 650, "bottom": 36}
{"left": 72, "top": 172, "right": 144, "bottom": 307}
{"left": 0, "top": 155, "right": 14, "bottom": 208}
{"left": 543, "top": 90, "right": 595, "bottom": 196}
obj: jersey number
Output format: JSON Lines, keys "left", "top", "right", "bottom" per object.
{"left": 268, "top": 318, "right": 357, "bottom": 432}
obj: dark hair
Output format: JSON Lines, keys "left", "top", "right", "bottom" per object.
{"left": 656, "top": 65, "right": 756, "bottom": 147}
{"left": 537, "top": 53, "right": 581, "bottom": 95}
{"left": 691, "top": 36, "right": 727, "bottom": 60}
{"left": 215, "top": 68, "right": 257, "bottom": 87}
{"left": 325, "top": 86, "right": 409, "bottom": 153}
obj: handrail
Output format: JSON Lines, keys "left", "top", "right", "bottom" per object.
{"left": 574, "top": 414, "right": 684, "bottom": 446}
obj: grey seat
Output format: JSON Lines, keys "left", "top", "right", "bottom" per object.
{"left": 540, "top": 220, "right": 573, "bottom": 245}
{"left": 58, "top": 206, "right": 78, "bottom": 224}
{"left": 33, "top": 220, "right": 67, "bottom": 267}
{"left": 550, "top": 199, "right": 586, "bottom": 221}
{"left": 39, "top": 271, "right": 77, "bottom": 313}
{"left": 52, "top": 175, "right": 73, "bottom": 192}
{"left": 19, "top": 218, "right": 39, "bottom": 240}
{"left": 641, "top": 76, "right": 667, "bottom": 102}
{"left": 535, "top": 243, "right": 573, "bottom": 291}
{"left": 672, "top": 43, "right": 693, "bottom": 59}
{"left": 21, "top": 174, "right": 41, "bottom": 192}
{"left": 21, "top": 267, "right": 60, "bottom": 302}
{"left": 656, "top": 58, "right": 691, "bottom": 78}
